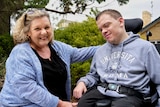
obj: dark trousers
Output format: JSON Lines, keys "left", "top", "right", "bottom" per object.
{"left": 77, "top": 86, "right": 144, "bottom": 107}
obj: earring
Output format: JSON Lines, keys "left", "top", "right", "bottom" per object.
{"left": 27, "top": 35, "right": 31, "bottom": 41}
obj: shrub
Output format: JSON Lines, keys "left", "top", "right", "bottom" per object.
{"left": 55, "top": 17, "right": 105, "bottom": 90}
{"left": 0, "top": 34, "right": 14, "bottom": 78}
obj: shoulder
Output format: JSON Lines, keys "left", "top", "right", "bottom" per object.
{"left": 50, "top": 40, "right": 75, "bottom": 59}
{"left": 52, "top": 40, "right": 72, "bottom": 48}
{"left": 51, "top": 40, "right": 74, "bottom": 53}
{"left": 9, "top": 42, "right": 34, "bottom": 59}
{"left": 96, "top": 43, "right": 109, "bottom": 52}
{"left": 136, "top": 38, "right": 154, "bottom": 47}
{"left": 11, "top": 42, "right": 29, "bottom": 52}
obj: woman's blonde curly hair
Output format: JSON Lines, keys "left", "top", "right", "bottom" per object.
{"left": 12, "top": 8, "right": 52, "bottom": 45}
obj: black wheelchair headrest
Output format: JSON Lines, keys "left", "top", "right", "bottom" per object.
{"left": 125, "top": 18, "right": 143, "bottom": 34}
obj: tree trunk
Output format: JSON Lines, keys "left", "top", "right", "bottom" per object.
{"left": 0, "top": 11, "right": 11, "bottom": 35}
{"left": 0, "top": 0, "right": 24, "bottom": 35}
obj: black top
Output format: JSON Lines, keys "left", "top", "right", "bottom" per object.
{"left": 32, "top": 44, "right": 67, "bottom": 100}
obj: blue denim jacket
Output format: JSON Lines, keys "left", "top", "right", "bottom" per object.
{"left": 0, "top": 40, "right": 98, "bottom": 107}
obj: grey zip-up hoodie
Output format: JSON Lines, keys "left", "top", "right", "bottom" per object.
{"left": 78, "top": 32, "right": 160, "bottom": 106}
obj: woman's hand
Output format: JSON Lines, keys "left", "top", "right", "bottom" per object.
{"left": 57, "top": 100, "right": 77, "bottom": 107}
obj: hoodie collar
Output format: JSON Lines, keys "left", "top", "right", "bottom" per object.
{"left": 107, "top": 32, "right": 140, "bottom": 47}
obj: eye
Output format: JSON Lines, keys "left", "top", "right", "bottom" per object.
{"left": 103, "top": 23, "right": 109, "bottom": 28}
{"left": 45, "top": 26, "right": 50, "bottom": 30}
{"left": 34, "top": 28, "right": 41, "bottom": 31}
{"left": 99, "top": 28, "right": 102, "bottom": 32}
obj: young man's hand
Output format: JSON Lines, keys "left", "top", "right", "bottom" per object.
{"left": 73, "top": 82, "right": 87, "bottom": 99}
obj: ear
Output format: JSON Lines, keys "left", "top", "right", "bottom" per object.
{"left": 27, "top": 31, "right": 31, "bottom": 37}
{"left": 118, "top": 17, "right": 125, "bottom": 27}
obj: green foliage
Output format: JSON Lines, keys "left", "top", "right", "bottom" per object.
{"left": 0, "top": 34, "right": 14, "bottom": 60}
{"left": 97, "top": 0, "right": 106, "bottom": 4}
{"left": 117, "top": 0, "right": 129, "bottom": 5}
{"left": 25, "top": 0, "right": 49, "bottom": 8}
{"left": 55, "top": 17, "right": 105, "bottom": 47}
{"left": 55, "top": 17, "right": 105, "bottom": 89}
{"left": 71, "top": 61, "right": 92, "bottom": 89}
{"left": 55, "top": 0, "right": 129, "bottom": 14}
{"left": 0, "top": 34, "right": 14, "bottom": 78}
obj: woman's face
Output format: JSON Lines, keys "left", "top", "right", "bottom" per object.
{"left": 27, "top": 16, "right": 53, "bottom": 49}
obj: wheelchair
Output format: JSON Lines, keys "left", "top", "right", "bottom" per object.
{"left": 95, "top": 18, "right": 159, "bottom": 107}
{"left": 95, "top": 71, "right": 159, "bottom": 107}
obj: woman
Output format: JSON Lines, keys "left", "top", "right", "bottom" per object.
{"left": 0, "top": 8, "right": 98, "bottom": 107}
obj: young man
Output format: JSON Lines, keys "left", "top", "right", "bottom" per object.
{"left": 73, "top": 9, "right": 160, "bottom": 107}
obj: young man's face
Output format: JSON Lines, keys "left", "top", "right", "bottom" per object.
{"left": 96, "top": 14, "right": 124, "bottom": 45}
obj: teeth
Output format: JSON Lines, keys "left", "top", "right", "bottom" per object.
{"left": 40, "top": 37, "right": 47, "bottom": 40}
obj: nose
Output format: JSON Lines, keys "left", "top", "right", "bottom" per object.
{"left": 101, "top": 28, "right": 107, "bottom": 35}
{"left": 41, "top": 29, "right": 47, "bottom": 34}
